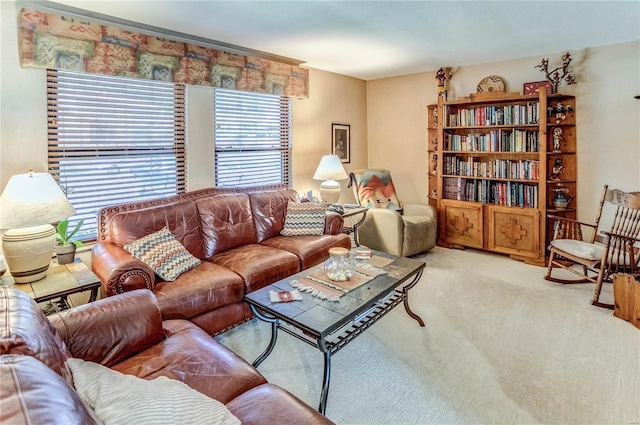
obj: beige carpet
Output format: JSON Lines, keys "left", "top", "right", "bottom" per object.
{"left": 216, "top": 247, "right": 640, "bottom": 425}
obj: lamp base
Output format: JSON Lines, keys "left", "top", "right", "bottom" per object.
{"left": 2, "top": 224, "right": 55, "bottom": 283}
{"left": 319, "top": 180, "right": 341, "bottom": 204}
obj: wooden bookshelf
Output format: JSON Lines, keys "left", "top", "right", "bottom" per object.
{"left": 429, "top": 91, "right": 577, "bottom": 265}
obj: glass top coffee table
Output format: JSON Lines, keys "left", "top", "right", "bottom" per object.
{"left": 244, "top": 251, "right": 425, "bottom": 415}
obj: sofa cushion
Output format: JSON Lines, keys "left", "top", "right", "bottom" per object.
{"left": 281, "top": 202, "right": 327, "bottom": 236}
{"left": 153, "top": 261, "right": 245, "bottom": 320}
{"left": 112, "top": 319, "right": 267, "bottom": 404}
{"left": 262, "top": 234, "right": 352, "bottom": 270}
{"left": 197, "top": 194, "right": 257, "bottom": 258}
{"left": 67, "top": 357, "right": 240, "bottom": 425}
{"left": 0, "top": 288, "right": 72, "bottom": 385}
{"left": 0, "top": 355, "right": 99, "bottom": 425}
{"left": 211, "top": 244, "right": 300, "bottom": 293}
{"left": 124, "top": 227, "right": 201, "bottom": 281}
{"left": 109, "top": 200, "right": 205, "bottom": 259}
{"left": 248, "top": 190, "right": 298, "bottom": 242}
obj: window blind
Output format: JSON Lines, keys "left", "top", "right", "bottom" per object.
{"left": 213, "top": 88, "right": 291, "bottom": 187}
{"left": 47, "top": 69, "right": 186, "bottom": 241}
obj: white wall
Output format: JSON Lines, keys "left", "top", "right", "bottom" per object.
{"left": 366, "top": 41, "right": 640, "bottom": 221}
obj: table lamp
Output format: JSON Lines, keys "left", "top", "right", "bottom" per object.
{"left": 313, "top": 155, "right": 348, "bottom": 204}
{"left": 0, "top": 170, "right": 75, "bottom": 283}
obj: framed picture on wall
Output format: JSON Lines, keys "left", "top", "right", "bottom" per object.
{"left": 331, "top": 123, "right": 350, "bottom": 163}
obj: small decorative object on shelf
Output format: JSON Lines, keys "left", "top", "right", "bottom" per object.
{"left": 552, "top": 184, "right": 572, "bottom": 210}
{"left": 435, "top": 67, "right": 451, "bottom": 100}
{"left": 477, "top": 75, "right": 505, "bottom": 93}
{"left": 552, "top": 127, "right": 563, "bottom": 152}
{"left": 550, "top": 158, "right": 565, "bottom": 181}
{"left": 523, "top": 81, "right": 552, "bottom": 96}
{"left": 548, "top": 100, "right": 573, "bottom": 124}
{"left": 535, "top": 52, "right": 577, "bottom": 94}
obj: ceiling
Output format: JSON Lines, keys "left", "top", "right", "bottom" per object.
{"left": 43, "top": 1, "right": 640, "bottom": 80}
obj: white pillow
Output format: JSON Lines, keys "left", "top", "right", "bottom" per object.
{"left": 67, "top": 358, "right": 240, "bottom": 425}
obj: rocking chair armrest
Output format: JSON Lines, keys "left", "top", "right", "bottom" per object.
{"left": 546, "top": 214, "right": 597, "bottom": 229}
{"left": 600, "top": 231, "right": 640, "bottom": 245}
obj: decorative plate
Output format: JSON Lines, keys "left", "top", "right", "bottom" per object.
{"left": 477, "top": 75, "right": 505, "bottom": 93}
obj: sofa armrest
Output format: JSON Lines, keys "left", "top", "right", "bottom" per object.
{"left": 48, "top": 289, "right": 164, "bottom": 367}
{"left": 324, "top": 211, "right": 344, "bottom": 235}
{"left": 403, "top": 203, "right": 436, "bottom": 219}
{"left": 92, "top": 242, "right": 156, "bottom": 296}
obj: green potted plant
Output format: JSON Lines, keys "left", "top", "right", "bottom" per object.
{"left": 54, "top": 219, "right": 84, "bottom": 265}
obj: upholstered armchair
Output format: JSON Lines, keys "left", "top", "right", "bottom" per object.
{"left": 348, "top": 169, "right": 437, "bottom": 257}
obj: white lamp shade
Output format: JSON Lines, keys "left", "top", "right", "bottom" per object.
{"left": 0, "top": 172, "right": 75, "bottom": 229}
{"left": 313, "top": 155, "right": 348, "bottom": 181}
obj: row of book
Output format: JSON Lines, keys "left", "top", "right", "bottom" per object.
{"left": 443, "top": 158, "right": 540, "bottom": 180}
{"left": 444, "top": 129, "right": 540, "bottom": 152}
{"left": 442, "top": 177, "right": 539, "bottom": 207}
{"left": 444, "top": 103, "right": 540, "bottom": 127}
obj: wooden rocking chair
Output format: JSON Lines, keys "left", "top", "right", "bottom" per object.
{"left": 545, "top": 185, "right": 640, "bottom": 308}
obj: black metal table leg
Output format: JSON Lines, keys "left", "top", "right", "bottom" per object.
{"left": 249, "top": 304, "right": 280, "bottom": 367}
{"left": 318, "top": 338, "right": 332, "bottom": 415}
{"left": 401, "top": 270, "right": 425, "bottom": 327}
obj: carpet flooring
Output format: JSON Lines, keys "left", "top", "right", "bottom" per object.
{"left": 216, "top": 247, "right": 640, "bottom": 425}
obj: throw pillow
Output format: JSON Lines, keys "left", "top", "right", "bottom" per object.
{"left": 124, "top": 226, "right": 201, "bottom": 281}
{"left": 67, "top": 358, "right": 240, "bottom": 425}
{"left": 281, "top": 201, "right": 326, "bottom": 236}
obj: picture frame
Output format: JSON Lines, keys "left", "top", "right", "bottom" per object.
{"left": 331, "top": 123, "right": 350, "bottom": 163}
{"left": 523, "top": 81, "right": 552, "bottom": 96}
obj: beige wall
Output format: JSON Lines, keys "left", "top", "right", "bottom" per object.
{"left": 0, "top": 1, "right": 366, "bottom": 206}
{"left": 366, "top": 41, "right": 640, "bottom": 221}
{"left": 2, "top": 0, "right": 638, "bottom": 225}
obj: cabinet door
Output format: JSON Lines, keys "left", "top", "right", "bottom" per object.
{"left": 487, "top": 205, "right": 540, "bottom": 258}
{"left": 440, "top": 199, "right": 483, "bottom": 248}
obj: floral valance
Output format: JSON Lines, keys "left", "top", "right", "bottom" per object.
{"left": 18, "top": 8, "right": 309, "bottom": 98}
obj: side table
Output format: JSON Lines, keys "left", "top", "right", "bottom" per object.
{"left": 341, "top": 207, "right": 367, "bottom": 246}
{"left": 0, "top": 258, "right": 100, "bottom": 314}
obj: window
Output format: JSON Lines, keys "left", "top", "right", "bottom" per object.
{"left": 213, "top": 88, "right": 291, "bottom": 187}
{"left": 47, "top": 70, "right": 186, "bottom": 241}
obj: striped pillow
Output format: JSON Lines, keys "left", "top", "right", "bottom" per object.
{"left": 124, "top": 227, "right": 200, "bottom": 281}
{"left": 67, "top": 358, "right": 240, "bottom": 425}
{"left": 280, "top": 201, "right": 327, "bottom": 236}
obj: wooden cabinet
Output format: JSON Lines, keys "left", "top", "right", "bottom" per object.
{"left": 430, "top": 91, "right": 577, "bottom": 265}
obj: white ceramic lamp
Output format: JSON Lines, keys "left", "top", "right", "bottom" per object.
{"left": 0, "top": 171, "right": 75, "bottom": 283}
{"left": 313, "top": 155, "right": 348, "bottom": 204}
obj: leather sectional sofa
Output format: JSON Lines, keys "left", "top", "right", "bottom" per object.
{"left": 91, "top": 186, "right": 351, "bottom": 335}
{"left": 0, "top": 287, "right": 334, "bottom": 424}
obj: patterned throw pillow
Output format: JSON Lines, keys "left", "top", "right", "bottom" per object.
{"left": 280, "top": 201, "right": 326, "bottom": 236}
{"left": 124, "top": 227, "right": 201, "bottom": 281}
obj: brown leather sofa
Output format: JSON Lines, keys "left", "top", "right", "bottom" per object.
{"left": 92, "top": 186, "right": 351, "bottom": 335}
{"left": 0, "top": 287, "right": 334, "bottom": 425}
